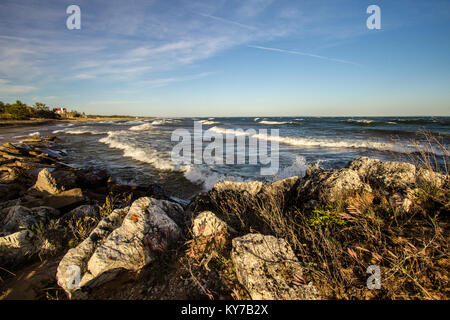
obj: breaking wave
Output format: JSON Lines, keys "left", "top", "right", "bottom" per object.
{"left": 129, "top": 123, "right": 153, "bottom": 131}
{"left": 99, "top": 131, "right": 174, "bottom": 170}
{"left": 209, "top": 126, "right": 418, "bottom": 153}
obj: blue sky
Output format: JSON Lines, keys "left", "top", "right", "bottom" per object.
{"left": 0, "top": 0, "right": 449, "bottom": 116}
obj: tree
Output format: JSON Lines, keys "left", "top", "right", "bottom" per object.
{"left": 33, "top": 102, "right": 56, "bottom": 119}
{"left": 6, "top": 100, "right": 30, "bottom": 120}
{"left": 0, "top": 101, "right": 5, "bottom": 114}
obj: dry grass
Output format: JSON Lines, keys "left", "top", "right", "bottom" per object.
{"left": 192, "top": 132, "right": 449, "bottom": 300}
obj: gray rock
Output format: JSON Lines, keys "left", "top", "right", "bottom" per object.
{"left": 2, "top": 206, "right": 39, "bottom": 233}
{"left": 213, "top": 180, "right": 264, "bottom": 196}
{"left": 57, "top": 197, "right": 184, "bottom": 298}
{"left": 32, "top": 168, "right": 61, "bottom": 195}
{"left": 31, "top": 206, "right": 61, "bottom": 220}
{"left": 56, "top": 207, "right": 128, "bottom": 299}
{"left": 0, "top": 230, "right": 36, "bottom": 267}
{"left": 61, "top": 205, "right": 99, "bottom": 222}
{"left": 231, "top": 233, "right": 320, "bottom": 300}
{"left": 299, "top": 165, "right": 369, "bottom": 204}
{"left": 348, "top": 157, "right": 416, "bottom": 190}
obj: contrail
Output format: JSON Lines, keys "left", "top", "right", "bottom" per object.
{"left": 196, "top": 12, "right": 258, "bottom": 31}
{"left": 248, "top": 45, "right": 362, "bottom": 67}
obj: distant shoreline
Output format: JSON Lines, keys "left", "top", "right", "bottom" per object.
{"left": 0, "top": 116, "right": 155, "bottom": 129}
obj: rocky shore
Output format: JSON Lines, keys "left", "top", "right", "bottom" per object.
{"left": 0, "top": 136, "right": 448, "bottom": 300}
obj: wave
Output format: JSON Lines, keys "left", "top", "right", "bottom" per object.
{"left": 258, "top": 120, "right": 291, "bottom": 125}
{"left": 275, "top": 156, "right": 308, "bottom": 180}
{"left": 151, "top": 119, "right": 169, "bottom": 125}
{"left": 181, "top": 165, "right": 254, "bottom": 191}
{"left": 99, "top": 131, "right": 174, "bottom": 170}
{"left": 29, "top": 132, "right": 41, "bottom": 137}
{"left": 129, "top": 123, "right": 153, "bottom": 131}
{"left": 200, "top": 120, "right": 219, "bottom": 125}
{"left": 53, "top": 129, "right": 107, "bottom": 135}
{"left": 208, "top": 126, "right": 428, "bottom": 154}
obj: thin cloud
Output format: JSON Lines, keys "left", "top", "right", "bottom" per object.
{"left": 248, "top": 45, "right": 362, "bottom": 67}
{"left": 0, "top": 79, "right": 35, "bottom": 94}
{"left": 195, "top": 12, "right": 258, "bottom": 31}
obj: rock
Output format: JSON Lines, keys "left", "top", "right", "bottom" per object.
{"left": 2, "top": 206, "right": 39, "bottom": 233}
{"left": 1, "top": 206, "right": 59, "bottom": 234}
{"left": 61, "top": 205, "right": 99, "bottom": 222}
{"left": 57, "top": 197, "right": 184, "bottom": 298}
{"left": 416, "top": 167, "right": 447, "bottom": 188}
{"left": 213, "top": 180, "right": 263, "bottom": 196}
{"left": 31, "top": 168, "right": 78, "bottom": 195}
{"left": 192, "top": 211, "right": 228, "bottom": 238}
{"left": 231, "top": 233, "right": 320, "bottom": 300}
{"left": 56, "top": 207, "right": 128, "bottom": 299}
{"left": 30, "top": 206, "right": 61, "bottom": 220}
{"left": 76, "top": 169, "right": 107, "bottom": 188}
{"left": 0, "top": 183, "right": 24, "bottom": 202}
{"left": 298, "top": 166, "right": 369, "bottom": 204}
{"left": 348, "top": 157, "right": 416, "bottom": 190}
{"left": 23, "top": 188, "right": 84, "bottom": 209}
{"left": 188, "top": 177, "right": 301, "bottom": 219}
{"left": 0, "top": 230, "right": 36, "bottom": 267}
{"left": 32, "top": 168, "right": 61, "bottom": 195}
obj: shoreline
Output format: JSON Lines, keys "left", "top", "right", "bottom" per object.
{"left": 0, "top": 116, "right": 155, "bottom": 129}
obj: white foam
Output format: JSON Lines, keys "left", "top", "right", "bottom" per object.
{"left": 29, "top": 132, "right": 41, "bottom": 137}
{"left": 151, "top": 119, "right": 167, "bottom": 125}
{"left": 209, "top": 126, "right": 410, "bottom": 153}
{"left": 181, "top": 164, "right": 252, "bottom": 191}
{"left": 129, "top": 123, "right": 153, "bottom": 131}
{"left": 99, "top": 131, "right": 174, "bottom": 170}
{"left": 52, "top": 128, "right": 106, "bottom": 135}
{"left": 275, "top": 156, "right": 308, "bottom": 180}
{"left": 259, "top": 120, "right": 291, "bottom": 125}
{"left": 200, "top": 120, "right": 218, "bottom": 125}
{"left": 346, "top": 119, "right": 375, "bottom": 124}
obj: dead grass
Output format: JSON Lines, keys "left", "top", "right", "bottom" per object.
{"left": 191, "top": 132, "right": 449, "bottom": 300}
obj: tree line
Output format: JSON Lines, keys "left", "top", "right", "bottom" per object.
{"left": 0, "top": 100, "right": 84, "bottom": 120}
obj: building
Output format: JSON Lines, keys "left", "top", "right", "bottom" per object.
{"left": 53, "top": 107, "right": 67, "bottom": 116}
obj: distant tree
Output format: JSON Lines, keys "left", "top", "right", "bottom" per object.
{"left": 68, "top": 110, "right": 82, "bottom": 118}
{"left": 0, "top": 101, "right": 5, "bottom": 114}
{"left": 6, "top": 100, "right": 30, "bottom": 120}
{"left": 33, "top": 102, "right": 56, "bottom": 119}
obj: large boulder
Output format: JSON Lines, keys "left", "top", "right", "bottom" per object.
{"left": 56, "top": 197, "right": 184, "bottom": 298}
{"left": 0, "top": 230, "right": 36, "bottom": 267}
{"left": 61, "top": 205, "right": 100, "bottom": 223}
{"left": 188, "top": 177, "right": 301, "bottom": 218}
{"left": 298, "top": 165, "right": 369, "bottom": 204}
{"left": 348, "top": 157, "right": 417, "bottom": 190}
{"left": 1, "top": 205, "right": 59, "bottom": 234}
{"left": 23, "top": 188, "right": 84, "bottom": 209}
{"left": 31, "top": 168, "right": 78, "bottom": 195}
{"left": 32, "top": 168, "right": 61, "bottom": 195}
{"left": 2, "top": 206, "right": 40, "bottom": 233}
{"left": 231, "top": 233, "right": 320, "bottom": 300}
{"left": 347, "top": 157, "right": 447, "bottom": 191}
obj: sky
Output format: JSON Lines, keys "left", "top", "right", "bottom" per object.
{"left": 0, "top": 0, "right": 449, "bottom": 117}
